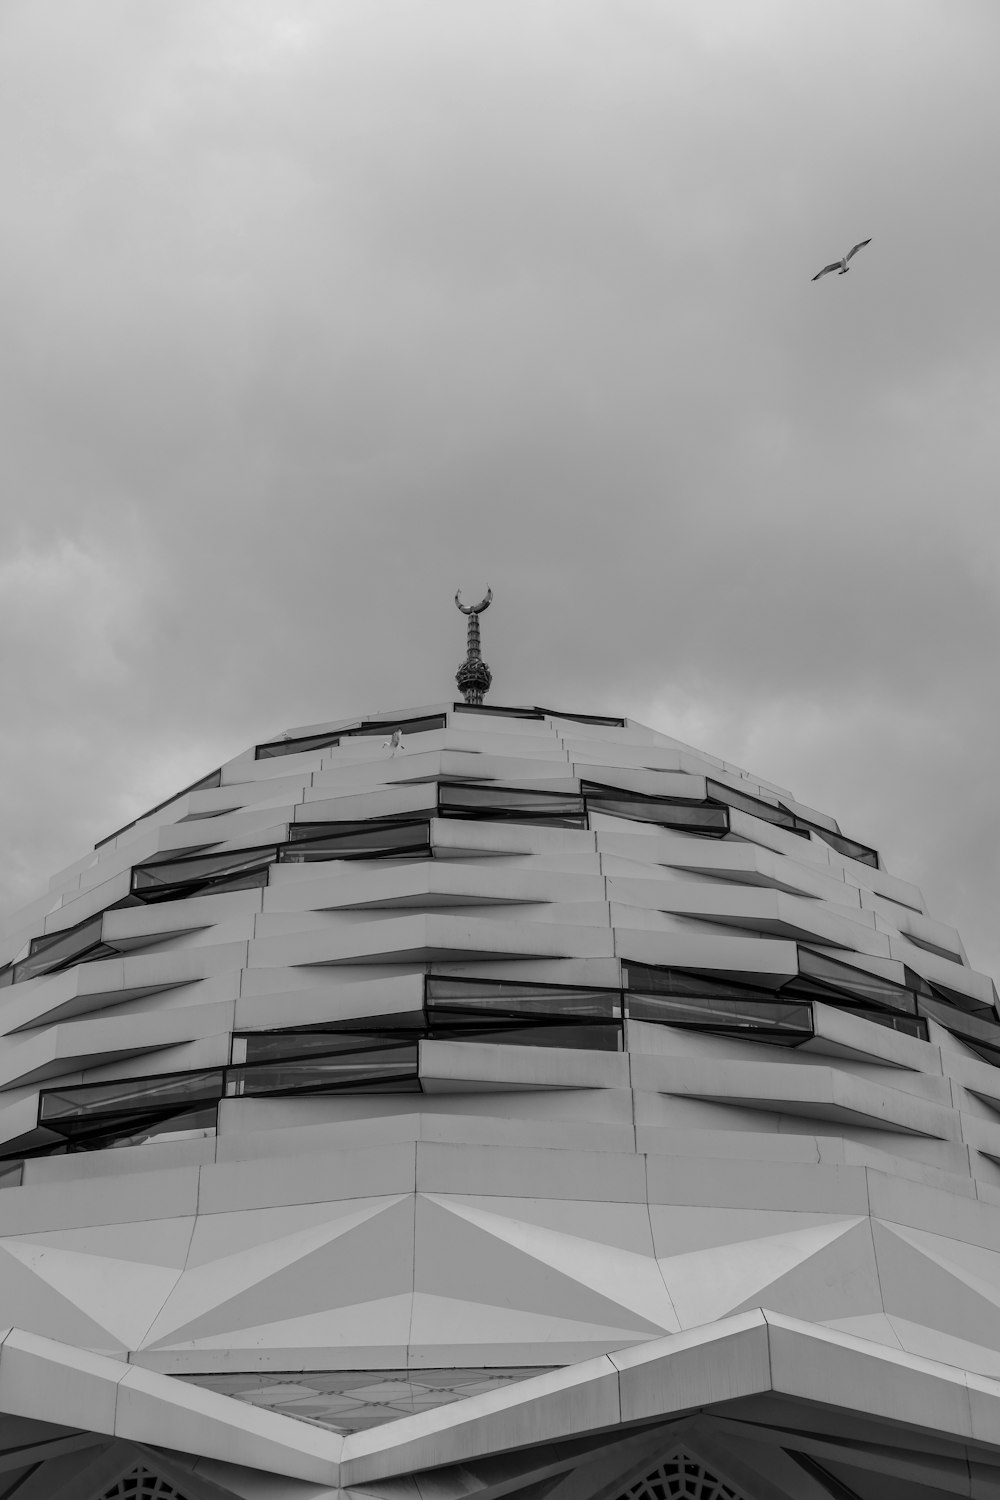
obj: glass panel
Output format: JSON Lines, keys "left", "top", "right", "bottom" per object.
{"left": 926, "top": 979, "right": 995, "bottom": 1019}
{"left": 256, "top": 714, "right": 446, "bottom": 757}
{"left": 454, "top": 703, "right": 546, "bottom": 720}
{"left": 427, "top": 975, "right": 621, "bottom": 1021}
{"left": 427, "top": 1018, "right": 622, "bottom": 1051}
{"left": 39, "top": 1070, "right": 225, "bottom": 1126}
{"left": 901, "top": 965, "right": 935, "bottom": 998}
{"left": 963, "top": 1040, "right": 1000, "bottom": 1068}
{"left": 535, "top": 708, "right": 626, "bottom": 727}
{"left": 87, "top": 1106, "right": 219, "bottom": 1150}
{"left": 437, "top": 783, "right": 586, "bottom": 827}
{"left": 12, "top": 915, "right": 115, "bottom": 984}
{"left": 26, "top": 914, "right": 105, "bottom": 960}
{"left": 628, "top": 991, "right": 813, "bottom": 1036}
{"left": 584, "top": 788, "right": 729, "bottom": 835}
{"left": 239, "top": 1030, "right": 416, "bottom": 1064}
{"left": 706, "top": 780, "right": 798, "bottom": 829}
{"left": 188, "top": 770, "right": 223, "bottom": 793}
{"left": 918, "top": 995, "right": 1000, "bottom": 1051}
{"left": 132, "top": 847, "right": 277, "bottom": 898}
{"left": 13, "top": 941, "right": 117, "bottom": 985}
{"left": 790, "top": 948, "right": 917, "bottom": 1015}
{"left": 242, "top": 1014, "right": 428, "bottom": 1052}
{"left": 237, "top": 1011, "right": 623, "bottom": 1061}
{"left": 806, "top": 825, "right": 879, "bottom": 867}
{"left": 228, "top": 1046, "right": 419, "bottom": 1095}
{"left": 281, "top": 821, "right": 431, "bottom": 861}
{"left": 856, "top": 1010, "right": 929, "bottom": 1040}
{"left": 344, "top": 714, "right": 447, "bottom": 739}
{"left": 255, "top": 732, "right": 341, "bottom": 760}
{"left": 624, "top": 963, "right": 780, "bottom": 1005}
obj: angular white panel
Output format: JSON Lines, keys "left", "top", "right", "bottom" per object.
{"left": 0, "top": 700, "right": 996, "bottom": 1497}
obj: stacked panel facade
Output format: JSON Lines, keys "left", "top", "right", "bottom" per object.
{"left": 1, "top": 704, "right": 1000, "bottom": 1497}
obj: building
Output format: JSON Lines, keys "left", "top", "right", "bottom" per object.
{"left": 1, "top": 699, "right": 1000, "bottom": 1498}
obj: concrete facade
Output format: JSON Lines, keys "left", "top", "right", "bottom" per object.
{"left": 0, "top": 703, "right": 999, "bottom": 1496}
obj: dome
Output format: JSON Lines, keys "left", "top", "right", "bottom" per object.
{"left": 0, "top": 701, "right": 999, "bottom": 1498}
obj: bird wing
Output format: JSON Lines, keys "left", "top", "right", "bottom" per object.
{"left": 845, "top": 238, "right": 871, "bottom": 262}
{"left": 812, "top": 262, "right": 841, "bottom": 280}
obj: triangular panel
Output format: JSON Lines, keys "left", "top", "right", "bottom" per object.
{"left": 0, "top": 1240, "right": 182, "bottom": 1348}
{"left": 872, "top": 1221, "right": 1000, "bottom": 1349}
{"left": 426, "top": 1193, "right": 679, "bottom": 1330}
{"left": 657, "top": 1219, "right": 863, "bottom": 1327}
{"left": 414, "top": 1196, "right": 667, "bottom": 1335}
{"left": 727, "top": 1220, "right": 883, "bottom": 1324}
{"left": 144, "top": 1195, "right": 411, "bottom": 1347}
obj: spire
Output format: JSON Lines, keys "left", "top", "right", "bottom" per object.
{"left": 455, "top": 588, "right": 493, "bottom": 705}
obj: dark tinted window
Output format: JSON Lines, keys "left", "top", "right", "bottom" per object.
{"left": 706, "top": 780, "right": 799, "bottom": 831}
{"left": 628, "top": 991, "right": 812, "bottom": 1039}
{"left": 228, "top": 1044, "right": 420, "bottom": 1096}
{"left": 255, "top": 714, "right": 445, "bottom": 760}
{"left": 706, "top": 781, "right": 879, "bottom": 865}
{"left": 427, "top": 975, "right": 619, "bottom": 1021}
{"left": 453, "top": 703, "right": 545, "bottom": 720}
{"left": 13, "top": 915, "right": 116, "bottom": 984}
{"left": 255, "top": 733, "right": 341, "bottom": 760}
{"left": 282, "top": 820, "right": 431, "bottom": 861}
{"left": 438, "top": 783, "right": 586, "bottom": 828}
{"left": 344, "top": 714, "right": 447, "bottom": 740}
{"left": 790, "top": 948, "right": 918, "bottom": 1015}
{"left": 426, "top": 975, "right": 622, "bottom": 1050}
{"left": 238, "top": 1029, "right": 418, "bottom": 1064}
{"left": 585, "top": 789, "right": 729, "bottom": 835}
{"left": 39, "top": 1070, "right": 225, "bottom": 1146}
{"left": 858, "top": 1011, "right": 929, "bottom": 1041}
{"left": 537, "top": 708, "right": 626, "bottom": 727}
{"left": 132, "top": 847, "right": 276, "bottom": 901}
{"left": 802, "top": 825, "right": 879, "bottom": 868}
{"left": 625, "top": 963, "right": 784, "bottom": 1004}
{"left": 918, "top": 994, "right": 1000, "bottom": 1054}
{"left": 624, "top": 962, "right": 812, "bottom": 1041}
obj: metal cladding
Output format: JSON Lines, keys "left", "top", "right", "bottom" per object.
{"left": 1, "top": 702, "right": 1000, "bottom": 1498}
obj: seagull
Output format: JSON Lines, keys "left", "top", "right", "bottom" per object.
{"left": 382, "top": 729, "right": 405, "bottom": 757}
{"left": 812, "top": 238, "right": 872, "bottom": 281}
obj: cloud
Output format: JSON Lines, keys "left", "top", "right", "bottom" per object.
{"left": 1, "top": 0, "right": 999, "bottom": 976}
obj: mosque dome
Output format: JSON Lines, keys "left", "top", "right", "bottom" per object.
{"left": 0, "top": 701, "right": 999, "bottom": 1498}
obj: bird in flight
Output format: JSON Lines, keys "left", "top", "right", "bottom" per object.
{"left": 812, "top": 238, "right": 872, "bottom": 281}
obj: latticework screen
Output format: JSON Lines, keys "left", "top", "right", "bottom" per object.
{"left": 98, "top": 1468, "right": 191, "bottom": 1500}
{"left": 617, "top": 1449, "right": 747, "bottom": 1500}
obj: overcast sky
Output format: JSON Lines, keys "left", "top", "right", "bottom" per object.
{"left": 2, "top": 0, "right": 1000, "bottom": 978}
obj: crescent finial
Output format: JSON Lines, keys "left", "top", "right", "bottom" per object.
{"left": 455, "top": 587, "right": 492, "bottom": 616}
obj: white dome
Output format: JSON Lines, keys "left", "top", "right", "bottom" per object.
{"left": 0, "top": 702, "right": 997, "bottom": 1498}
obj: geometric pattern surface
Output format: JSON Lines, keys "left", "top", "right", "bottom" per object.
{"left": 618, "top": 1451, "right": 746, "bottom": 1500}
{"left": 7, "top": 1196, "right": 1000, "bottom": 1375}
{"left": 0, "top": 699, "right": 999, "bottom": 1498}
{"left": 180, "top": 1365, "right": 550, "bottom": 1433}
{"left": 98, "top": 1472, "right": 189, "bottom": 1500}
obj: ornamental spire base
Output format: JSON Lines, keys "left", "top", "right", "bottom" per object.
{"left": 455, "top": 588, "right": 493, "bottom": 705}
